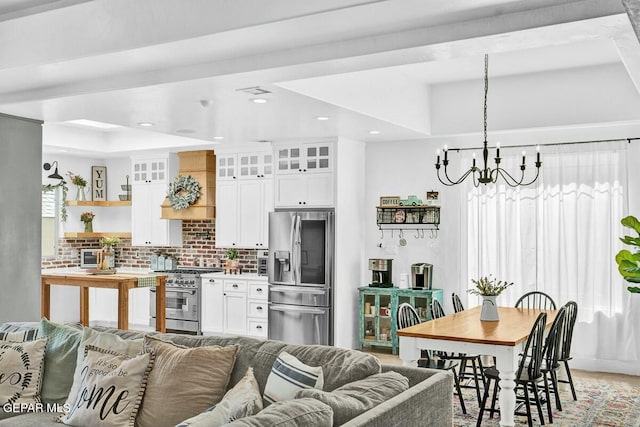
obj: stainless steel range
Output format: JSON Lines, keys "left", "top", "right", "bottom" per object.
{"left": 150, "top": 267, "right": 222, "bottom": 334}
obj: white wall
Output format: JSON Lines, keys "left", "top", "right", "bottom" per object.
{"left": 334, "top": 137, "right": 366, "bottom": 349}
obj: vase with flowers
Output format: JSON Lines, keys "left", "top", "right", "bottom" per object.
{"left": 80, "top": 211, "right": 95, "bottom": 233}
{"left": 68, "top": 172, "right": 88, "bottom": 201}
{"left": 467, "top": 275, "right": 513, "bottom": 321}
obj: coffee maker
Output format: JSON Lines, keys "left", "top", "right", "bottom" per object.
{"left": 369, "top": 258, "right": 393, "bottom": 287}
{"left": 411, "top": 263, "right": 433, "bottom": 290}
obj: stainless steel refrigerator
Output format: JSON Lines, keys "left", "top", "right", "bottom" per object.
{"left": 268, "top": 209, "right": 334, "bottom": 346}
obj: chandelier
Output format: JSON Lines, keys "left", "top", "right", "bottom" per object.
{"left": 435, "top": 54, "right": 542, "bottom": 187}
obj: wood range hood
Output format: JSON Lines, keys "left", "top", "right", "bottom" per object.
{"left": 161, "top": 150, "right": 216, "bottom": 220}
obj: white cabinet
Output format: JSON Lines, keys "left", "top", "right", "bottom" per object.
{"left": 201, "top": 274, "right": 268, "bottom": 338}
{"left": 274, "top": 141, "right": 335, "bottom": 208}
{"left": 201, "top": 276, "right": 224, "bottom": 334}
{"left": 216, "top": 149, "right": 273, "bottom": 248}
{"left": 131, "top": 155, "right": 182, "bottom": 247}
{"left": 246, "top": 281, "right": 268, "bottom": 338}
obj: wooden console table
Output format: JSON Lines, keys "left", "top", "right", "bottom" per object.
{"left": 41, "top": 272, "right": 167, "bottom": 332}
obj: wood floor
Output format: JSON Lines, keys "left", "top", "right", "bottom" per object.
{"left": 364, "top": 349, "right": 640, "bottom": 386}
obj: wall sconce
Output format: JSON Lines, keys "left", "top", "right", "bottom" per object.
{"left": 43, "top": 161, "right": 64, "bottom": 180}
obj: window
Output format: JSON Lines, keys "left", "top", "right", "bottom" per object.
{"left": 42, "top": 190, "right": 57, "bottom": 257}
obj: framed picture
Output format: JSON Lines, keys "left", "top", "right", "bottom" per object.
{"left": 91, "top": 166, "right": 107, "bottom": 201}
{"left": 426, "top": 191, "right": 439, "bottom": 201}
{"left": 394, "top": 209, "right": 406, "bottom": 223}
{"left": 379, "top": 196, "right": 400, "bottom": 207}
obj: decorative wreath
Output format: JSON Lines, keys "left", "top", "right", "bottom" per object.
{"left": 167, "top": 174, "right": 201, "bottom": 210}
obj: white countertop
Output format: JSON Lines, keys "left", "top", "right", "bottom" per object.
{"left": 42, "top": 267, "right": 153, "bottom": 274}
{"left": 200, "top": 272, "right": 268, "bottom": 281}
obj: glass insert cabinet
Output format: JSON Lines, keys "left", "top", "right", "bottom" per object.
{"left": 358, "top": 287, "right": 443, "bottom": 355}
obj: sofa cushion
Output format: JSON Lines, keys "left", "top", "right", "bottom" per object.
{"left": 176, "top": 367, "right": 263, "bottom": 426}
{"left": 0, "top": 412, "right": 63, "bottom": 426}
{"left": 65, "top": 328, "right": 144, "bottom": 406}
{"left": 263, "top": 351, "right": 324, "bottom": 405}
{"left": 0, "top": 338, "right": 47, "bottom": 406}
{"left": 296, "top": 371, "right": 409, "bottom": 425}
{"left": 226, "top": 398, "right": 333, "bottom": 427}
{"left": 136, "top": 335, "right": 237, "bottom": 427}
{"left": 38, "top": 318, "right": 83, "bottom": 404}
{"left": 59, "top": 345, "right": 154, "bottom": 427}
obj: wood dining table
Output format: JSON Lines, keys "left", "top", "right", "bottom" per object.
{"left": 397, "top": 305, "right": 557, "bottom": 427}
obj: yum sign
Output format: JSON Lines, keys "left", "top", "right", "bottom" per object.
{"left": 92, "top": 166, "right": 107, "bottom": 201}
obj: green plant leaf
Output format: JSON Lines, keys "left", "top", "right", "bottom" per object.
{"left": 621, "top": 216, "right": 640, "bottom": 235}
{"left": 627, "top": 286, "right": 640, "bottom": 293}
{"left": 616, "top": 250, "right": 640, "bottom": 281}
{"left": 620, "top": 236, "right": 640, "bottom": 247}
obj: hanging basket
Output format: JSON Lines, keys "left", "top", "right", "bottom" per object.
{"left": 167, "top": 175, "right": 201, "bottom": 210}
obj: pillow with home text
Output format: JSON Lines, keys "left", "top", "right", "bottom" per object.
{"left": 59, "top": 345, "right": 154, "bottom": 427}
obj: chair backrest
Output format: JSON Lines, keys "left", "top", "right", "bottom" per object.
{"left": 515, "top": 291, "right": 557, "bottom": 310}
{"left": 430, "top": 298, "right": 446, "bottom": 320}
{"left": 542, "top": 306, "right": 567, "bottom": 370}
{"left": 517, "top": 312, "right": 547, "bottom": 381}
{"left": 397, "top": 303, "right": 421, "bottom": 329}
{"left": 452, "top": 293, "right": 465, "bottom": 313}
{"left": 559, "top": 301, "right": 578, "bottom": 360}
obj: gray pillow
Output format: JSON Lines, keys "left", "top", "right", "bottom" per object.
{"left": 295, "top": 371, "right": 409, "bottom": 425}
{"left": 226, "top": 398, "right": 333, "bottom": 427}
{"left": 38, "top": 318, "right": 83, "bottom": 404}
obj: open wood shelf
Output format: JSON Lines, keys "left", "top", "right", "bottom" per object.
{"left": 63, "top": 232, "right": 132, "bottom": 238}
{"left": 66, "top": 201, "right": 131, "bottom": 207}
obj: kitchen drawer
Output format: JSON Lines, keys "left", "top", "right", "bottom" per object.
{"left": 248, "top": 282, "right": 268, "bottom": 300}
{"left": 248, "top": 300, "right": 268, "bottom": 318}
{"left": 247, "top": 319, "right": 268, "bottom": 338}
{"left": 223, "top": 280, "right": 247, "bottom": 293}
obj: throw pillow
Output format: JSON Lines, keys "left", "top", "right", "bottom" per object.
{"left": 176, "top": 367, "right": 263, "bottom": 426}
{"left": 38, "top": 318, "right": 83, "bottom": 404}
{"left": 0, "top": 338, "right": 47, "bottom": 406}
{"left": 0, "top": 329, "right": 38, "bottom": 342}
{"left": 59, "top": 345, "right": 154, "bottom": 427}
{"left": 295, "top": 371, "right": 409, "bottom": 425}
{"left": 65, "top": 328, "right": 144, "bottom": 411}
{"left": 136, "top": 336, "right": 237, "bottom": 427}
{"left": 263, "top": 351, "right": 324, "bottom": 406}
{"left": 225, "top": 398, "right": 333, "bottom": 427}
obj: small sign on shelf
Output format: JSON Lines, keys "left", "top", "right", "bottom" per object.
{"left": 91, "top": 166, "right": 107, "bottom": 201}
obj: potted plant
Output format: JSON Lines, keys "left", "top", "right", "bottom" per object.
{"left": 224, "top": 248, "right": 239, "bottom": 270}
{"left": 80, "top": 211, "right": 95, "bottom": 233}
{"left": 615, "top": 215, "right": 640, "bottom": 293}
{"left": 101, "top": 237, "right": 121, "bottom": 253}
{"left": 68, "top": 171, "right": 88, "bottom": 201}
{"left": 467, "top": 275, "right": 513, "bottom": 321}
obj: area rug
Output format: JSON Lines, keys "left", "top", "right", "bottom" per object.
{"left": 453, "top": 377, "right": 640, "bottom": 426}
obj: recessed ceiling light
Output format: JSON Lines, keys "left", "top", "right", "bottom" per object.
{"left": 213, "top": 136, "right": 224, "bottom": 140}
{"left": 315, "top": 116, "right": 330, "bottom": 121}
{"left": 250, "top": 98, "right": 268, "bottom": 104}
{"left": 138, "top": 122, "right": 154, "bottom": 127}
{"left": 369, "top": 130, "right": 380, "bottom": 135}
{"left": 64, "top": 119, "right": 122, "bottom": 129}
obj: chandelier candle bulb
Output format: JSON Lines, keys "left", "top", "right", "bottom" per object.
{"left": 522, "top": 150, "right": 526, "bottom": 165}
{"left": 472, "top": 152, "right": 476, "bottom": 168}
{"left": 443, "top": 145, "right": 448, "bottom": 162}
{"left": 436, "top": 150, "right": 440, "bottom": 164}
{"left": 496, "top": 142, "right": 500, "bottom": 158}
{"left": 536, "top": 145, "right": 541, "bottom": 163}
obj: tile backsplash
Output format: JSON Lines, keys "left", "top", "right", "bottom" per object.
{"left": 41, "top": 220, "right": 262, "bottom": 272}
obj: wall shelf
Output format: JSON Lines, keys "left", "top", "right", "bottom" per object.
{"left": 66, "top": 201, "right": 131, "bottom": 207}
{"left": 64, "top": 232, "right": 132, "bottom": 239}
{"left": 376, "top": 206, "right": 440, "bottom": 230}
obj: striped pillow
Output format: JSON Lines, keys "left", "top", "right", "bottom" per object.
{"left": 0, "top": 328, "right": 38, "bottom": 342}
{"left": 263, "top": 351, "right": 324, "bottom": 405}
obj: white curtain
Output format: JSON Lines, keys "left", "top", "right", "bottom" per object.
{"left": 463, "top": 141, "right": 634, "bottom": 363}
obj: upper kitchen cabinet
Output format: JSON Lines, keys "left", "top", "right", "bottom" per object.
{"left": 216, "top": 147, "right": 273, "bottom": 248}
{"left": 131, "top": 154, "right": 182, "bottom": 247}
{"left": 274, "top": 141, "right": 335, "bottom": 208}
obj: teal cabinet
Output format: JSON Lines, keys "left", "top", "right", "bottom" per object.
{"left": 358, "top": 287, "right": 443, "bottom": 355}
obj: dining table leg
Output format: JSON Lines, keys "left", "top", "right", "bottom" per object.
{"left": 495, "top": 346, "right": 519, "bottom": 427}
{"left": 398, "top": 336, "right": 420, "bottom": 367}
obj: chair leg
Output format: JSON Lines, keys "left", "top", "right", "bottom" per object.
{"left": 550, "top": 369, "right": 562, "bottom": 411}
{"left": 489, "top": 377, "right": 499, "bottom": 419}
{"left": 523, "top": 384, "right": 533, "bottom": 427}
{"left": 452, "top": 369, "right": 466, "bottom": 415}
{"left": 471, "top": 358, "right": 483, "bottom": 406}
{"left": 543, "top": 374, "right": 553, "bottom": 423}
{"left": 564, "top": 360, "right": 578, "bottom": 401}
{"left": 531, "top": 382, "right": 545, "bottom": 426}
{"left": 476, "top": 377, "right": 492, "bottom": 427}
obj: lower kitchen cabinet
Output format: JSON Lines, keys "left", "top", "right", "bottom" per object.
{"left": 201, "top": 274, "right": 268, "bottom": 338}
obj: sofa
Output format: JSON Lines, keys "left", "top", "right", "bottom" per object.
{"left": 0, "top": 320, "right": 453, "bottom": 427}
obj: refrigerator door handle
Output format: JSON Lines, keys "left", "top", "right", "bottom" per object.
{"left": 270, "top": 285, "right": 327, "bottom": 295}
{"left": 269, "top": 304, "right": 327, "bottom": 315}
{"left": 292, "top": 214, "right": 301, "bottom": 284}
